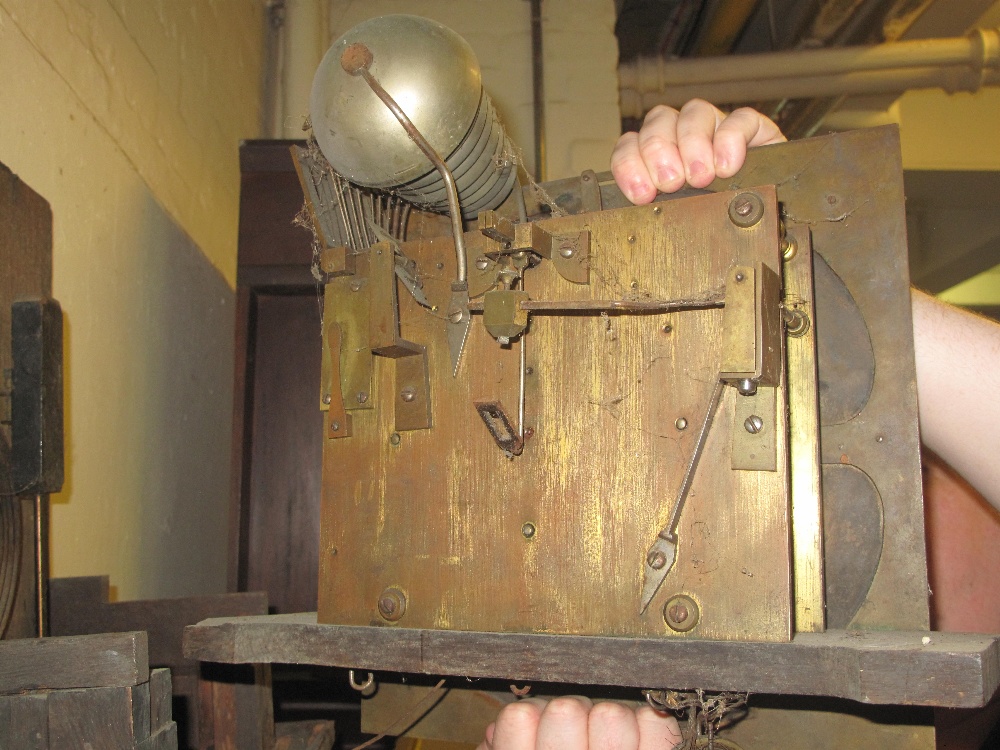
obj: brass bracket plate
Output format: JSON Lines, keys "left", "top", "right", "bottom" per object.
{"left": 395, "top": 351, "right": 432, "bottom": 432}
{"left": 324, "top": 322, "right": 352, "bottom": 440}
{"left": 720, "top": 262, "right": 781, "bottom": 386}
{"left": 580, "top": 169, "right": 602, "bottom": 212}
{"left": 732, "top": 386, "right": 778, "bottom": 471}
{"left": 551, "top": 230, "right": 591, "bottom": 285}
{"left": 323, "top": 265, "right": 374, "bottom": 412}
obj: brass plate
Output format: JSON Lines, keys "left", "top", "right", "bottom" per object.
{"left": 713, "top": 125, "right": 927, "bottom": 632}
{"left": 319, "top": 187, "right": 792, "bottom": 641}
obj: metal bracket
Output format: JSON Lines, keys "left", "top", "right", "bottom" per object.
{"left": 579, "top": 169, "right": 602, "bottom": 212}
{"left": 325, "top": 322, "right": 353, "bottom": 440}
{"left": 395, "top": 352, "right": 432, "bottom": 432}
{"left": 732, "top": 386, "right": 778, "bottom": 471}
{"left": 323, "top": 260, "right": 373, "bottom": 412}
{"left": 474, "top": 401, "right": 523, "bottom": 457}
{"left": 720, "top": 263, "right": 781, "bottom": 387}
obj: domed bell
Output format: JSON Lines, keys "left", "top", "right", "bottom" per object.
{"left": 310, "top": 14, "right": 518, "bottom": 219}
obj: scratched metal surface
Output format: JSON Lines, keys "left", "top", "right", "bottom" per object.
{"left": 712, "top": 125, "right": 928, "bottom": 632}
{"left": 318, "top": 187, "right": 792, "bottom": 641}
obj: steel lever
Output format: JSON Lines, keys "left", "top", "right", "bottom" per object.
{"left": 640, "top": 380, "right": 725, "bottom": 614}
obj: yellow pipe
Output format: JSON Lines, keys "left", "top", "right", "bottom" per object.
{"left": 619, "top": 28, "right": 1000, "bottom": 117}
{"left": 692, "top": 0, "right": 762, "bottom": 57}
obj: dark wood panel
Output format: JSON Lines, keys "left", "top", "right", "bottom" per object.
{"left": 238, "top": 141, "right": 313, "bottom": 268}
{"left": 0, "top": 161, "right": 53, "bottom": 642}
{"left": 245, "top": 293, "right": 324, "bottom": 614}
{"left": 0, "top": 631, "right": 148, "bottom": 693}
{"left": 184, "top": 613, "right": 1000, "bottom": 709}
{"left": 49, "top": 575, "right": 268, "bottom": 673}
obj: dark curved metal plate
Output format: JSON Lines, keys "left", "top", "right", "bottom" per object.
{"left": 813, "top": 255, "right": 875, "bottom": 426}
{"left": 822, "top": 463, "right": 884, "bottom": 629}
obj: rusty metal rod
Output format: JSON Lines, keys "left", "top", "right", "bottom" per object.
{"left": 468, "top": 293, "right": 725, "bottom": 313}
{"left": 341, "top": 43, "right": 467, "bottom": 283}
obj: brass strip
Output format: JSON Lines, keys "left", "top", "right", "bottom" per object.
{"left": 785, "top": 229, "right": 824, "bottom": 632}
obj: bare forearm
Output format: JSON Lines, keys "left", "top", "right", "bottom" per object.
{"left": 912, "top": 288, "right": 1000, "bottom": 510}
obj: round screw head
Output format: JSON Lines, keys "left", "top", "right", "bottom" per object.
{"left": 475, "top": 256, "right": 490, "bottom": 271}
{"left": 331, "top": 421, "right": 341, "bottom": 432}
{"left": 559, "top": 244, "right": 575, "bottom": 258}
{"left": 521, "top": 522, "right": 536, "bottom": 539}
{"left": 744, "top": 415, "right": 764, "bottom": 434}
{"left": 627, "top": 234, "right": 636, "bottom": 243}
{"left": 357, "top": 391, "right": 369, "bottom": 404}
{"left": 400, "top": 387, "right": 416, "bottom": 403}
{"left": 782, "top": 236, "right": 798, "bottom": 260}
{"left": 350, "top": 281, "right": 363, "bottom": 292}
{"left": 389, "top": 432, "right": 401, "bottom": 446}
{"left": 653, "top": 205, "right": 662, "bottom": 214}
{"left": 728, "top": 192, "right": 765, "bottom": 228}
{"left": 322, "top": 394, "right": 332, "bottom": 405}
{"left": 663, "top": 594, "right": 700, "bottom": 632}
{"left": 674, "top": 417, "right": 688, "bottom": 431}
{"left": 737, "top": 378, "right": 758, "bottom": 396}
{"left": 377, "top": 587, "right": 407, "bottom": 621}
{"left": 647, "top": 550, "right": 667, "bottom": 570}
{"left": 448, "top": 308, "right": 465, "bottom": 324}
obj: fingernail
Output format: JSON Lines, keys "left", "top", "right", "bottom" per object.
{"left": 716, "top": 155, "right": 730, "bottom": 173}
{"left": 657, "top": 166, "right": 679, "bottom": 186}
{"left": 688, "top": 160, "right": 707, "bottom": 179}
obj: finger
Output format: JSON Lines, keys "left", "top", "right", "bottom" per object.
{"left": 636, "top": 706, "right": 684, "bottom": 750}
{"left": 478, "top": 721, "right": 496, "bottom": 750}
{"left": 588, "top": 702, "right": 640, "bottom": 750}
{"left": 713, "top": 106, "right": 787, "bottom": 178}
{"left": 611, "top": 131, "right": 658, "bottom": 205}
{"left": 635, "top": 105, "right": 687, "bottom": 195}
{"left": 536, "top": 696, "right": 593, "bottom": 750}
{"left": 489, "top": 699, "right": 547, "bottom": 750}
{"left": 676, "top": 98, "right": 726, "bottom": 188}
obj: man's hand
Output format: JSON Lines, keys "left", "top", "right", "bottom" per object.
{"left": 477, "top": 697, "right": 682, "bottom": 750}
{"left": 611, "top": 99, "right": 786, "bottom": 205}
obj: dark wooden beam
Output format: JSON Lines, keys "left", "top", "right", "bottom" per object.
{"left": 0, "top": 631, "right": 148, "bottom": 694}
{"left": 183, "top": 613, "right": 1000, "bottom": 709}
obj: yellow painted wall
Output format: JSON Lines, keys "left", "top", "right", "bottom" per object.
{"left": 0, "top": 0, "right": 265, "bottom": 600}
{"left": 324, "top": 0, "right": 621, "bottom": 181}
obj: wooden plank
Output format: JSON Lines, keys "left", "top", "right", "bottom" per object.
{"left": 47, "top": 682, "right": 150, "bottom": 747}
{"left": 49, "top": 576, "right": 268, "bottom": 672}
{"left": 137, "top": 721, "right": 179, "bottom": 750}
{"left": 0, "top": 631, "right": 148, "bottom": 694}
{"left": 149, "top": 668, "right": 173, "bottom": 734}
{"left": 184, "top": 614, "right": 1000, "bottom": 709}
{"left": 0, "top": 693, "right": 49, "bottom": 749}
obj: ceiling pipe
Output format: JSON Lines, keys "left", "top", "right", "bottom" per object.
{"left": 619, "top": 27, "right": 999, "bottom": 118}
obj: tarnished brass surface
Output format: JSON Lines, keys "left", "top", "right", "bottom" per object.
{"left": 782, "top": 229, "right": 824, "bottom": 633}
{"left": 319, "top": 187, "right": 791, "bottom": 640}
{"left": 731, "top": 387, "right": 777, "bottom": 472}
{"left": 395, "top": 353, "right": 432, "bottom": 432}
{"left": 324, "top": 260, "right": 373, "bottom": 413}
{"left": 323, "top": 322, "right": 352, "bottom": 440}
{"left": 713, "top": 125, "right": 928, "bottom": 632}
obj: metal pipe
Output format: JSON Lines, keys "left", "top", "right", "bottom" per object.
{"left": 34, "top": 494, "right": 46, "bottom": 637}
{"left": 530, "top": 0, "right": 547, "bottom": 181}
{"left": 619, "top": 27, "right": 1000, "bottom": 117}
